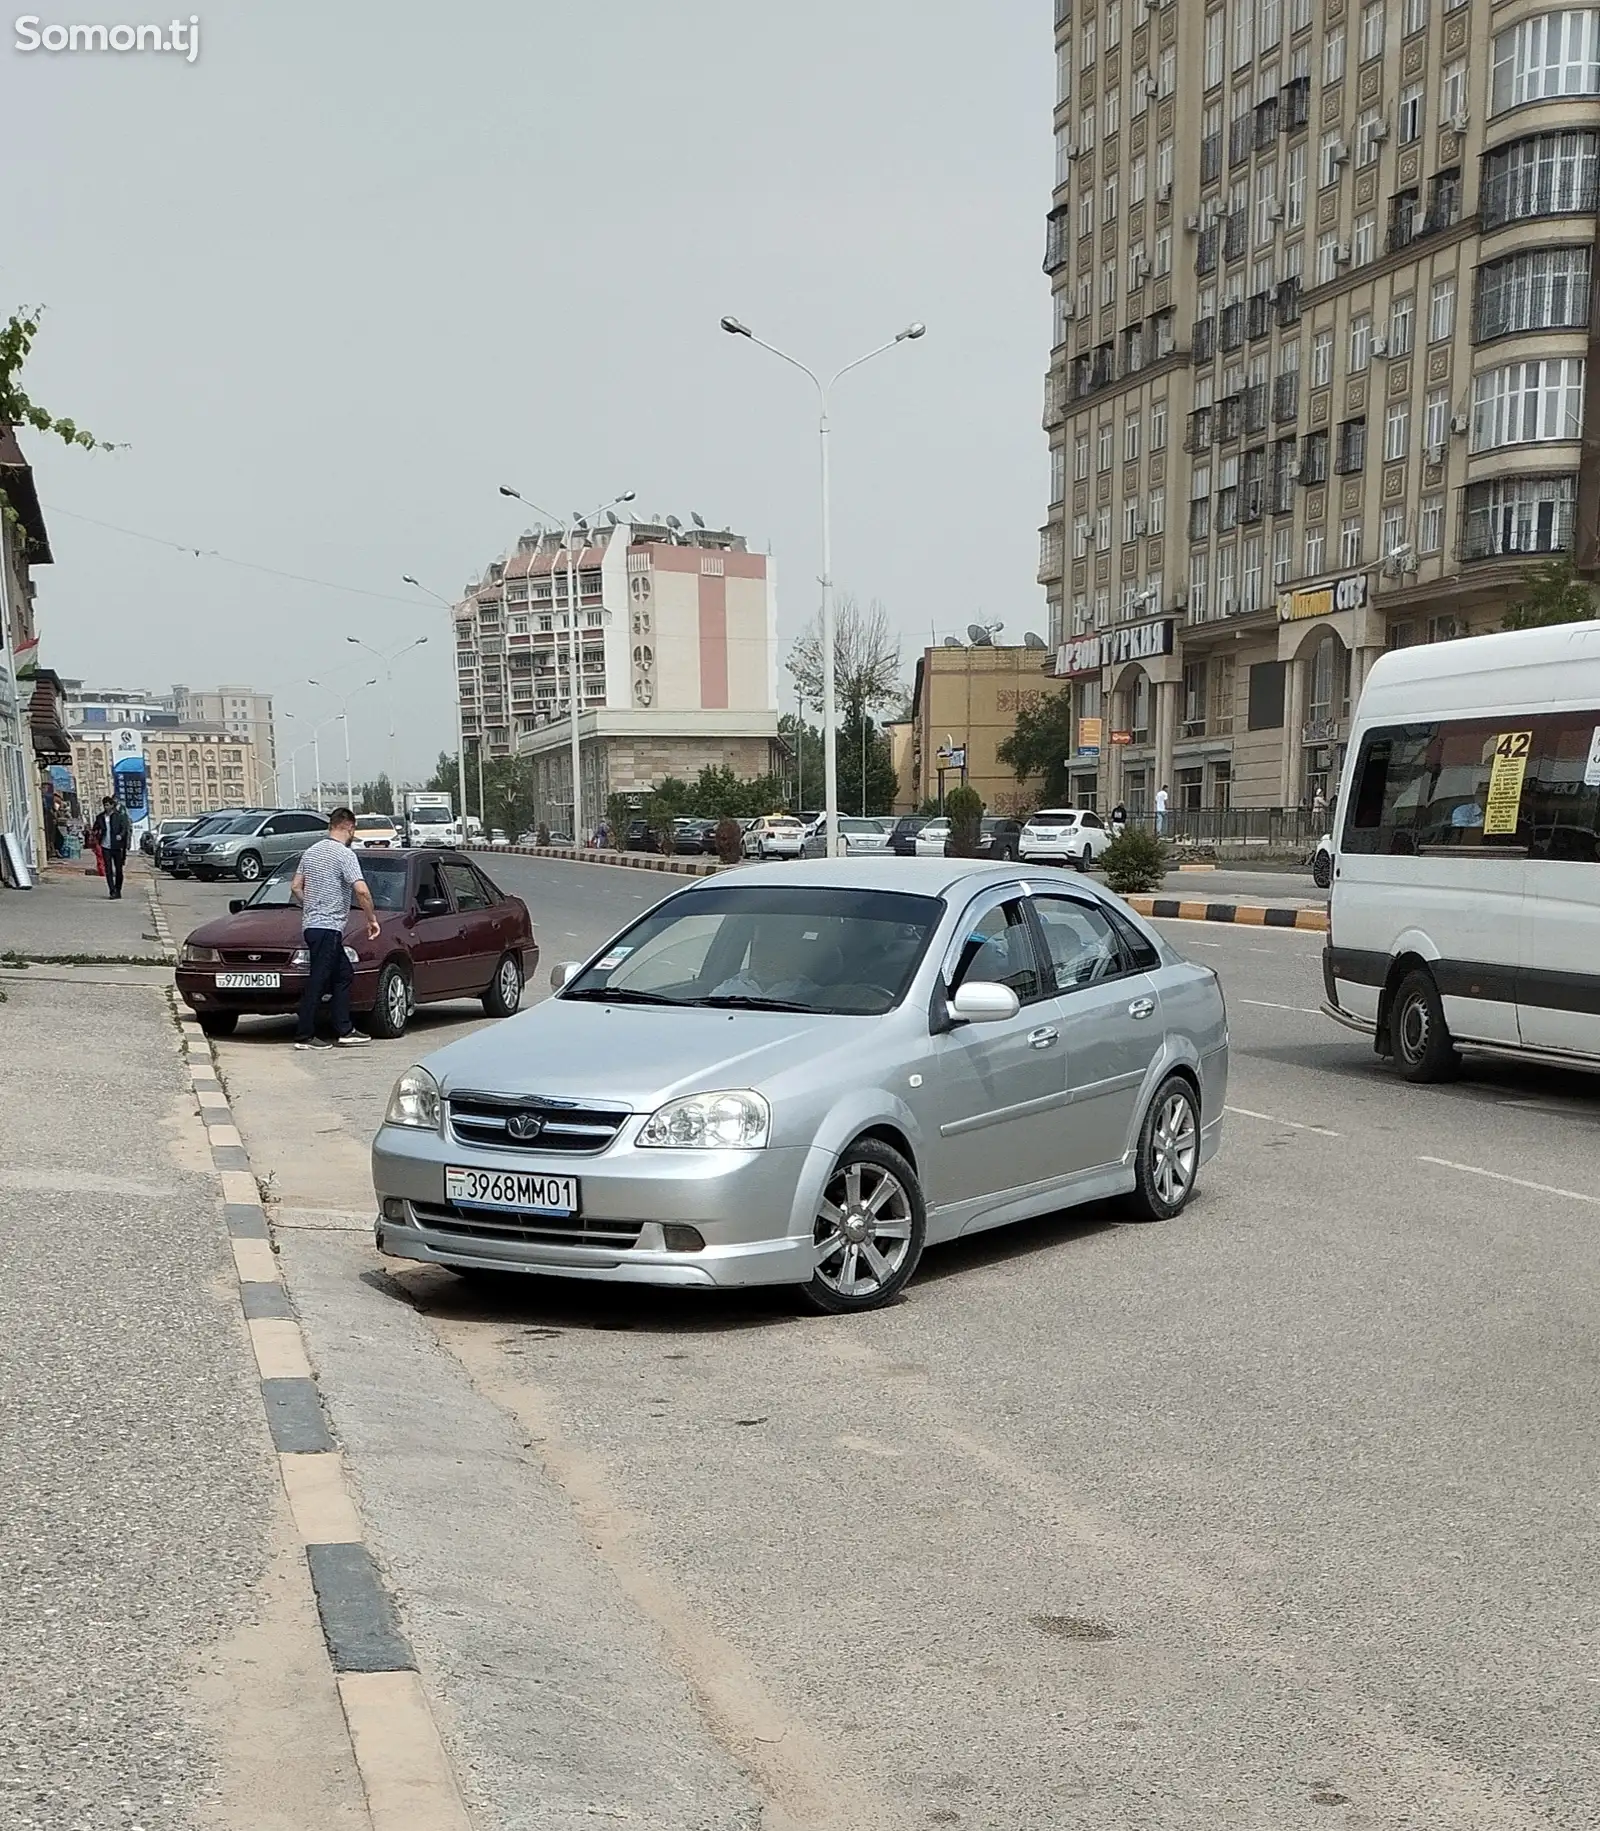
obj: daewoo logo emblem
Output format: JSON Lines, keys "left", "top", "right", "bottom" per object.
{"left": 248, "top": 953, "right": 260, "bottom": 962}
{"left": 507, "top": 1112, "right": 544, "bottom": 1140}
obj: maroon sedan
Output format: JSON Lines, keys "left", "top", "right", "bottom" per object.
{"left": 175, "top": 849, "right": 536, "bottom": 1039}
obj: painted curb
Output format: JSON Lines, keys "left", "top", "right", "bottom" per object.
{"left": 145, "top": 872, "right": 177, "bottom": 961}
{"left": 1127, "top": 895, "right": 1329, "bottom": 932}
{"left": 469, "top": 843, "right": 717, "bottom": 877}
{"left": 150, "top": 876, "right": 472, "bottom": 1829}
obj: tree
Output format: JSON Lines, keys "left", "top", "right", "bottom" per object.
{"left": 354, "top": 775, "right": 394, "bottom": 816}
{"left": 1502, "top": 558, "right": 1598, "bottom": 629}
{"left": 786, "top": 595, "right": 904, "bottom": 728}
{"left": 425, "top": 751, "right": 459, "bottom": 796}
{"left": 837, "top": 711, "right": 898, "bottom": 816}
{"left": 0, "top": 308, "right": 118, "bottom": 456}
{"left": 945, "top": 784, "right": 984, "bottom": 857}
{"left": 779, "top": 712, "right": 825, "bottom": 812}
{"left": 997, "top": 689, "right": 1076, "bottom": 805}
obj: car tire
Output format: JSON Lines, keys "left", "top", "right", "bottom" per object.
{"left": 197, "top": 1012, "right": 238, "bottom": 1038}
{"left": 802, "top": 1138, "right": 926, "bottom": 1315}
{"left": 1312, "top": 850, "right": 1333, "bottom": 890}
{"left": 1390, "top": 967, "right": 1459, "bottom": 1083}
{"left": 482, "top": 951, "right": 523, "bottom": 1018}
{"left": 1123, "top": 1075, "right": 1202, "bottom": 1223}
{"left": 368, "top": 961, "right": 411, "bottom": 1039}
{"left": 235, "top": 851, "right": 263, "bottom": 882}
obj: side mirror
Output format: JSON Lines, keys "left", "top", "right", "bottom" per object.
{"left": 949, "top": 981, "right": 1021, "bottom": 1024}
{"left": 551, "top": 960, "right": 582, "bottom": 990}
{"left": 228, "top": 899, "right": 244, "bottom": 914}
{"left": 416, "top": 894, "right": 448, "bottom": 916}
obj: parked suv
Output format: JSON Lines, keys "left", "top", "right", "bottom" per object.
{"left": 185, "top": 808, "right": 330, "bottom": 882}
{"left": 163, "top": 809, "right": 262, "bottom": 875}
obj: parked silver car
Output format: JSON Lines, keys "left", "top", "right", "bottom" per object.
{"left": 372, "top": 861, "right": 1228, "bottom": 1312}
{"left": 185, "top": 808, "right": 330, "bottom": 882}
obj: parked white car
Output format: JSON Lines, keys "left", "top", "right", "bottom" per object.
{"left": 1019, "top": 808, "right": 1111, "bottom": 870}
{"left": 742, "top": 815, "right": 806, "bottom": 861}
{"left": 913, "top": 818, "right": 952, "bottom": 857}
{"left": 802, "top": 816, "right": 894, "bottom": 859}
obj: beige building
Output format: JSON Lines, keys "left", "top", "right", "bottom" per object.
{"left": 456, "top": 518, "right": 780, "bottom": 833}
{"left": 73, "top": 727, "right": 265, "bottom": 819}
{"left": 909, "top": 644, "right": 1058, "bottom": 815}
{"left": 1041, "top": 0, "right": 1595, "bottom": 818}
{"left": 169, "top": 684, "right": 278, "bottom": 782}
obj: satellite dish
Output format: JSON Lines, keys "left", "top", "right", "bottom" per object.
{"left": 605, "top": 510, "right": 619, "bottom": 528}
{"left": 943, "top": 636, "right": 964, "bottom": 648}
{"left": 990, "top": 621, "right": 1005, "bottom": 633}
{"left": 967, "top": 623, "right": 992, "bottom": 646}
{"left": 1024, "top": 632, "right": 1047, "bottom": 650}
{"left": 666, "top": 515, "right": 682, "bottom": 531}
{"left": 691, "top": 511, "right": 706, "bottom": 529}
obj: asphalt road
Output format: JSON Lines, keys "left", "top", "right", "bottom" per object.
{"left": 157, "top": 857, "right": 1600, "bottom": 1831}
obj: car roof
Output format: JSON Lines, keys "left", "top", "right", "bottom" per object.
{"left": 692, "top": 857, "right": 1116, "bottom": 899}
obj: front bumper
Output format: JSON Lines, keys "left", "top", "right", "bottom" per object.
{"left": 371, "top": 1121, "right": 826, "bottom": 1289}
{"left": 177, "top": 963, "right": 380, "bottom": 1017}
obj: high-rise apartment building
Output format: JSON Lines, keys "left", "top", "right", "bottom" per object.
{"left": 62, "top": 679, "right": 277, "bottom": 816}
{"left": 456, "top": 518, "right": 779, "bottom": 834}
{"left": 1040, "top": 0, "right": 1597, "bottom": 817}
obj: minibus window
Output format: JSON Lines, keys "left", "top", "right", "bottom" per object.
{"left": 1344, "top": 724, "right": 1436, "bottom": 853}
{"left": 1523, "top": 713, "right": 1600, "bottom": 863}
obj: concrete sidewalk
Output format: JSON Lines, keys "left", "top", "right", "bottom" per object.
{"left": 0, "top": 855, "right": 169, "bottom": 961}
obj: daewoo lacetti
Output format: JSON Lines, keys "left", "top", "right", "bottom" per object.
{"left": 372, "top": 860, "right": 1228, "bottom": 1313}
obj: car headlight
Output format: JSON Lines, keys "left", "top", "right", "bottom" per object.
{"left": 290, "top": 947, "right": 308, "bottom": 967}
{"left": 638, "top": 1090, "right": 769, "bottom": 1150}
{"left": 385, "top": 1065, "right": 442, "bottom": 1129}
{"left": 180, "top": 943, "right": 220, "bottom": 965}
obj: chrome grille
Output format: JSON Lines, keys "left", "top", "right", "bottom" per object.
{"left": 446, "top": 1090, "right": 630, "bottom": 1155}
{"left": 411, "top": 1202, "right": 641, "bottom": 1249}
{"left": 220, "top": 948, "right": 297, "bottom": 966}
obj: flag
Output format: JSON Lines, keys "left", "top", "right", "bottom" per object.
{"left": 12, "top": 633, "right": 39, "bottom": 679}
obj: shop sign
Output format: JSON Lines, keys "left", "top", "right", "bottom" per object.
{"left": 1053, "top": 619, "right": 1176, "bottom": 676}
{"left": 1110, "top": 729, "right": 1134, "bottom": 746}
{"left": 1076, "top": 715, "right": 1103, "bottom": 757}
{"left": 1277, "top": 573, "right": 1368, "bottom": 623}
{"left": 114, "top": 726, "right": 143, "bottom": 759}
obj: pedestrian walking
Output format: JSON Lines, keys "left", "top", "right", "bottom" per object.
{"left": 92, "top": 796, "right": 132, "bottom": 898}
{"left": 1155, "top": 783, "right": 1170, "bottom": 835}
{"left": 1109, "top": 800, "right": 1127, "bottom": 836}
{"left": 1311, "top": 785, "right": 1328, "bottom": 829}
{"left": 289, "top": 807, "right": 381, "bottom": 1050}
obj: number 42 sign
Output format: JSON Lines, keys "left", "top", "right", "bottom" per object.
{"left": 1484, "top": 730, "right": 1532, "bottom": 836}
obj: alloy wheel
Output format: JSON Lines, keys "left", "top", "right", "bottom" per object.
{"left": 1150, "top": 1091, "right": 1197, "bottom": 1208}
{"left": 497, "top": 957, "right": 521, "bottom": 1010}
{"left": 386, "top": 972, "right": 408, "bottom": 1030}
{"left": 813, "top": 1160, "right": 914, "bottom": 1300}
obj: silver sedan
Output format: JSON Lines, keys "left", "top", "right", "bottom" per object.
{"left": 371, "top": 861, "right": 1229, "bottom": 1313}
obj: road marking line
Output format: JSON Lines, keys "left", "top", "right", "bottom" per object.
{"left": 1226, "top": 1104, "right": 1341, "bottom": 1137}
{"left": 1419, "top": 1156, "right": 1600, "bottom": 1206}
{"left": 280, "top": 1452, "right": 366, "bottom": 1545}
{"left": 232, "top": 1236, "right": 280, "bottom": 1283}
{"left": 1240, "top": 998, "right": 1322, "bottom": 1015}
{"left": 337, "top": 1672, "right": 473, "bottom": 1831}
{"left": 248, "top": 1317, "right": 313, "bottom": 1381}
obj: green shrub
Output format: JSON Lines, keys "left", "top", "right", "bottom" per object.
{"left": 944, "top": 785, "right": 984, "bottom": 858}
{"left": 1101, "top": 825, "right": 1169, "bottom": 894}
{"left": 713, "top": 817, "right": 743, "bottom": 865}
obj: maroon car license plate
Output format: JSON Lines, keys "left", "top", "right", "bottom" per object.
{"left": 216, "top": 971, "right": 281, "bottom": 990}
{"left": 445, "top": 1166, "right": 579, "bottom": 1217}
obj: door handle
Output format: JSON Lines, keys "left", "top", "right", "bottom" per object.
{"left": 1128, "top": 996, "right": 1156, "bottom": 1020}
{"left": 1027, "top": 1025, "right": 1059, "bottom": 1048}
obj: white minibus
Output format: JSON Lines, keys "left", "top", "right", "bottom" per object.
{"left": 1322, "top": 619, "right": 1600, "bottom": 1080}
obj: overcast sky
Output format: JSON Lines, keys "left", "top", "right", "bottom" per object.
{"left": 7, "top": 0, "right": 1052, "bottom": 788}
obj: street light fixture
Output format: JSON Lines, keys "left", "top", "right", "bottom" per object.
{"left": 497, "top": 485, "right": 635, "bottom": 839}
{"left": 306, "top": 676, "right": 379, "bottom": 807}
{"left": 719, "top": 314, "right": 926, "bottom": 855}
{"left": 344, "top": 634, "right": 428, "bottom": 794}
{"left": 403, "top": 575, "right": 471, "bottom": 833}
{"left": 280, "top": 712, "right": 343, "bottom": 811}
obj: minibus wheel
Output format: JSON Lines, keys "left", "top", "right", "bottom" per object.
{"left": 1391, "top": 967, "right": 1460, "bottom": 1083}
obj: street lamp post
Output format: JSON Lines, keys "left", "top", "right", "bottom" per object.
{"left": 497, "top": 485, "right": 635, "bottom": 841}
{"left": 306, "top": 676, "right": 378, "bottom": 806}
{"left": 403, "top": 576, "right": 470, "bottom": 833}
{"left": 719, "top": 315, "right": 925, "bottom": 856}
{"left": 283, "top": 717, "right": 340, "bottom": 811}
{"left": 343, "top": 635, "right": 428, "bottom": 798}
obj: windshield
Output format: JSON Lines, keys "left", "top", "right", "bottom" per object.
{"left": 202, "top": 814, "right": 261, "bottom": 836}
{"left": 355, "top": 815, "right": 392, "bottom": 831}
{"left": 409, "top": 805, "right": 451, "bottom": 825}
{"left": 564, "top": 884, "right": 944, "bottom": 1016}
{"left": 246, "top": 851, "right": 410, "bottom": 912}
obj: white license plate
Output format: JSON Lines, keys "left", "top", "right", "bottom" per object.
{"left": 445, "top": 1166, "right": 579, "bottom": 1216}
{"left": 216, "top": 971, "right": 281, "bottom": 990}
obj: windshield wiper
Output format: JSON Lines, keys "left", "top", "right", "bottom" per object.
{"left": 561, "top": 986, "right": 682, "bottom": 1006}
{"left": 693, "top": 994, "right": 813, "bottom": 1013}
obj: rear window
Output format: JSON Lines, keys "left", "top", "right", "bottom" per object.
{"left": 355, "top": 815, "right": 391, "bottom": 830}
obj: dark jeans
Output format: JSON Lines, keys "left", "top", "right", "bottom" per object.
{"left": 104, "top": 846, "right": 127, "bottom": 896}
{"left": 296, "top": 927, "right": 353, "bottom": 1040}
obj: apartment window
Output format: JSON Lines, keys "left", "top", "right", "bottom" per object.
{"left": 1292, "top": 0, "right": 1313, "bottom": 27}
{"left": 1056, "top": 127, "right": 1075, "bottom": 187}
{"left": 1190, "top": 463, "right": 1213, "bottom": 540}
{"left": 1151, "top": 398, "right": 1168, "bottom": 451}
{"left": 1127, "top": 241, "right": 1146, "bottom": 292}
{"left": 1217, "top": 544, "right": 1237, "bottom": 615}
{"left": 1320, "top": 130, "right": 1344, "bottom": 189}
{"left": 1106, "top": 0, "right": 1122, "bottom": 46}
{"left": 1189, "top": 552, "right": 1210, "bottom": 620}
{"left": 1148, "top": 488, "right": 1166, "bottom": 535}
{"left": 1103, "top": 173, "right": 1119, "bottom": 223}
{"left": 1470, "top": 357, "right": 1586, "bottom": 451}
{"left": 1080, "top": 189, "right": 1095, "bottom": 238}
{"left": 1074, "top": 429, "right": 1091, "bottom": 480}
{"left": 1157, "top": 136, "right": 1175, "bottom": 193}
{"left": 1099, "top": 421, "right": 1114, "bottom": 470}
{"left": 1051, "top": 445, "right": 1066, "bottom": 503}
{"left": 1429, "top": 276, "right": 1456, "bottom": 342}
{"left": 1260, "top": 0, "right": 1283, "bottom": 50}
{"left": 1218, "top": 453, "right": 1240, "bottom": 531}
{"left": 1336, "top": 417, "right": 1368, "bottom": 473}
{"left": 1353, "top": 212, "right": 1376, "bottom": 264}
{"left": 1082, "top": 18, "right": 1097, "bottom": 68}
{"left": 1491, "top": 12, "right": 1600, "bottom": 115}
{"left": 1272, "top": 523, "right": 1293, "bottom": 589}
{"left": 1349, "top": 313, "right": 1372, "bottom": 373}
{"left": 1356, "top": 111, "right": 1384, "bottom": 169}
{"left": 1078, "top": 274, "right": 1093, "bottom": 317}
{"left": 1359, "top": 2, "right": 1384, "bottom": 62}
{"left": 1097, "top": 506, "right": 1112, "bottom": 549}
{"left": 1081, "top": 107, "right": 1096, "bottom": 153}
{"left": 1204, "top": 8, "right": 1224, "bottom": 87}
{"left": 1124, "top": 411, "right": 1142, "bottom": 463}
{"left": 1403, "top": 0, "right": 1427, "bottom": 35}
{"left": 1305, "top": 525, "right": 1326, "bottom": 575}
{"left": 1131, "top": 155, "right": 1148, "bottom": 206}
{"left": 1462, "top": 474, "right": 1577, "bottom": 558}
{"left": 1442, "top": 59, "right": 1467, "bottom": 124}
{"left": 1159, "top": 46, "right": 1177, "bottom": 97}
{"left": 1155, "top": 225, "right": 1173, "bottom": 277}
{"left": 1233, "top": 0, "right": 1254, "bottom": 69}
{"left": 1311, "top": 329, "right": 1334, "bottom": 388}
{"left": 1475, "top": 246, "right": 1593, "bottom": 339}
{"left": 1384, "top": 402, "right": 1409, "bottom": 461}
{"left": 1286, "top": 143, "right": 1307, "bottom": 228}
{"left": 1057, "top": 37, "right": 1072, "bottom": 101}
{"left": 1482, "top": 131, "right": 1600, "bottom": 230}
{"left": 1324, "top": 28, "right": 1345, "bottom": 85}
{"left": 1399, "top": 84, "right": 1424, "bottom": 146}
{"left": 1104, "top": 87, "right": 1121, "bottom": 142}
{"left": 1419, "top": 496, "right": 1445, "bottom": 553}
{"left": 1424, "top": 388, "right": 1450, "bottom": 451}
{"left": 1242, "top": 535, "right": 1264, "bottom": 611}
{"left": 1339, "top": 517, "right": 1364, "bottom": 567}
{"left": 1124, "top": 499, "right": 1144, "bottom": 544}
